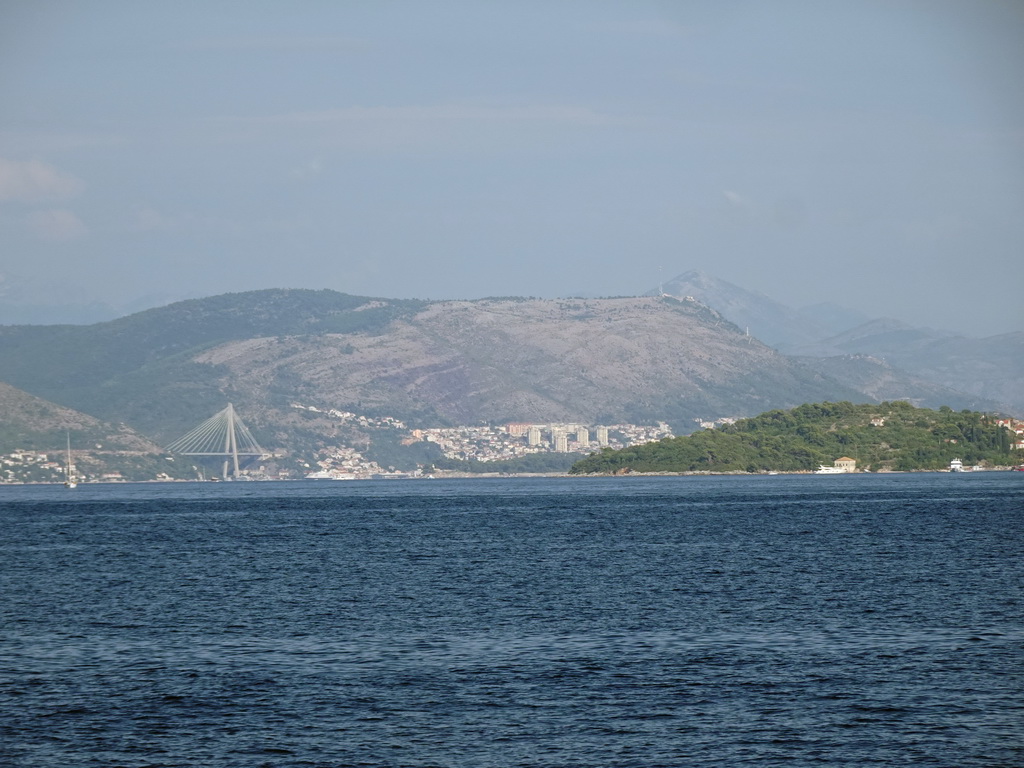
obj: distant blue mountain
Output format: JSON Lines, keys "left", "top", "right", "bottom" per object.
{"left": 649, "top": 270, "right": 857, "bottom": 350}
{"left": 649, "top": 270, "right": 1021, "bottom": 414}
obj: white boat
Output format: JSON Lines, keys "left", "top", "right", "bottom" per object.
{"left": 64, "top": 433, "right": 78, "bottom": 488}
{"left": 949, "top": 458, "right": 964, "bottom": 472}
{"left": 814, "top": 465, "right": 845, "bottom": 474}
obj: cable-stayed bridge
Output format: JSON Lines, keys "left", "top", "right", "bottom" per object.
{"left": 166, "top": 403, "right": 266, "bottom": 479}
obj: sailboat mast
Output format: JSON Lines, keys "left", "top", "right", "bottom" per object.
{"left": 64, "top": 431, "right": 76, "bottom": 487}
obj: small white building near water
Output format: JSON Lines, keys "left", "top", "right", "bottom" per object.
{"left": 815, "top": 457, "right": 857, "bottom": 474}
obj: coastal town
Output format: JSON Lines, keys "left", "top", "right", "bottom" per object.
{"left": 295, "top": 403, "right": 675, "bottom": 480}
{"left": 0, "top": 401, "right": 680, "bottom": 483}
{"left": 4, "top": 405, "right": 1022, "bottom": 484}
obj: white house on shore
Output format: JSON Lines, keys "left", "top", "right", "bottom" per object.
{"left": 815, "top": 457, "right": 857, "bottom": 474}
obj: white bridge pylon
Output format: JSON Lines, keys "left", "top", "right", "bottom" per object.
{"left": 166, "top": 403, "right": 266, "bottom": 478}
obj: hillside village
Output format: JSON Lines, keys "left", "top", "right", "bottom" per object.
{"left": 294, "top": 403, "right": 675, "bottom": 480}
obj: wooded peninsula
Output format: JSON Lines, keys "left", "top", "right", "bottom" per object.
{"left": 569, "top": 402, "right": 1023, "bottom": 475}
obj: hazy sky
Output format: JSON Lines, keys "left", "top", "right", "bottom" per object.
{"left": 1, "top": 1, "right": 1022, "bottom": 334}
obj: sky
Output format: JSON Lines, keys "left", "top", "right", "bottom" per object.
{"left": 1, "top": 0, "right": 1022, "bottom": 335}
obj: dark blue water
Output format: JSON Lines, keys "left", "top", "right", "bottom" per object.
{"left": 1, "top": 474, "right": 1022, "bottom": 767}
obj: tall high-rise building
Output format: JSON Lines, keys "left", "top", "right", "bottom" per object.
{"left": 554, "top": 432, "right": 568, "bottom": 453}
{"left": 527, "top": 427, "right": 542, "bottom": 446}
{"left": 576, "top": 427, "right": 589, "bottom": 448}
{"left": 596, "top": 426, "right": 609, "bottom": 446}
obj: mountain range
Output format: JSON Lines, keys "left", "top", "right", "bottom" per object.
{"left": 0, "top": 291, "right": 860, "bottom": 443}
{"left": 654, "top": 271, "right": 1022, "bottom": 414}
{"left": 651, "top": 269, "right": 867, "bottom": 348}
{"left": 0, "top": 275, "right": 1017, "bottom": 475}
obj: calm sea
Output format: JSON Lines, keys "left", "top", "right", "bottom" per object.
{"left": 1, "top": 474, "right": 1022, "bottom": 767}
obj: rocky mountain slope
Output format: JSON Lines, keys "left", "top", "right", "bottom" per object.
{"left": 194, "top": 295, "right": 865, "bottom": 435}
{"left": 0, "top": 381, "right": 192, "bottom": 481}
{"left": 0, "top": 381, "right": 156, "bottom": 450}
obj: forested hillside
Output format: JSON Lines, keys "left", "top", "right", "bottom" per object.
{"left": 570, "top": 402, "right": 1021, "bottom": 474}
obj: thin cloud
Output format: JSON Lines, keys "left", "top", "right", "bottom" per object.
{"left": 290, "top": 158, "right": 324, "bottom": 180}
{"left": 127, "top": 207, "right": 309, "bottom": 237}
{"left": 0, "top": 158, "right": 84, "bottom": 202}
{"left": 204, "top": 103, "right": 636, "bottom": 153}
{"left": 184, "top": 35, "right": 367, "bottom": 52}
{"left": 589, "top": 18, "right": 697, "bottom": 39}
{"left": 133, "top": 207, "right": 173, "bottom": 231}
{"left": 27, "top": 209, "right": 87, "bottom": 241}
{"left": 256, "top": 103, "right": 625, "bottom": 128}
{"left": 0, "top": 131, "right": 127, "bottom": 155}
